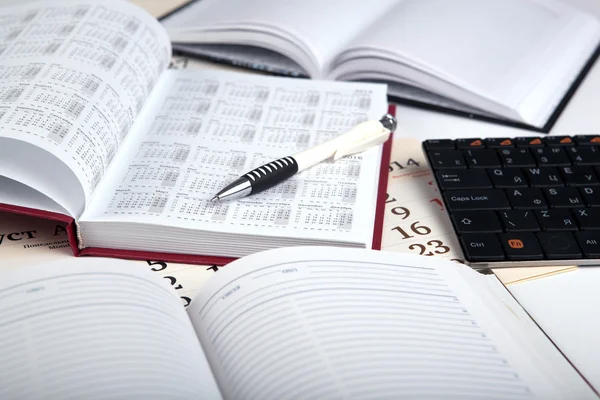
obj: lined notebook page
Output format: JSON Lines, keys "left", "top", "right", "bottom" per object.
{"left": 0, "top": 258, "right": 221, "bottom": 400}
{"left": 189, "top": 247, "right": 595, "bottom": 400}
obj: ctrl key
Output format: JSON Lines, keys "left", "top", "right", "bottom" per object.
{"left": 460, "top": 234, "right": 505, "bottom": 262}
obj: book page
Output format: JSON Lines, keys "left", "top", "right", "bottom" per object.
{"left": 80, "top": 69, "right": 388, "bottom": 250}
{"left": 161, "top": 0, "right": 401, "bottom": 77}
{"left": 0, "top": 0, "right": 171, "bottom": 215}
{"left": 0, "top": 257, "right": 222, "bottom": 400}
{"left": 187, "top": 247, "right": 596, "bottom": 400}
{"left": 330, "top": 0, "right": 600, "bottom": 124}
{"left": 0, "top": 176, "right": 70, "bottom": 215}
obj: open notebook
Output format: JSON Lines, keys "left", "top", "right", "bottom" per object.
{"left": 0, "top": 0, "right": 392, "bottom": 265}
{"left": 162, "top": 0, "right": 600, "bottom": 130}
{"left": 0, "top": 247, "right": 597, "bottom": 399}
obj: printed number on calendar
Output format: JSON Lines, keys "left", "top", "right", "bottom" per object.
{"left": 389, "top": 158, "right": 420, "bottom": 172}
{"left": 408, "top": 240, "right": 450, "bottom": 256}
{"left": 391, "top": 221, "right": 431, "bottom": 239}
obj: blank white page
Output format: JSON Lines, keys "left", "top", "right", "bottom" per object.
{"left": 340, "top": 0, "right": 600, "bottom": 108}
{"left": 0, "top": 258, "right": 222, "bottom": 400}
{"left": 188, "top": 247, "right": 596, "bottom": 400}
{"left": 162, "top": 0, "right": 400, "bottom": 76}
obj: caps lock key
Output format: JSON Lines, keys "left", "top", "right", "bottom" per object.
{"left": 443, "top": 189, "right": 511, "bottom": 211}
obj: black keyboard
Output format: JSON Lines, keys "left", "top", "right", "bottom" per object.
{"left": 423, "top": 135, "right": 600, "bottom": 267}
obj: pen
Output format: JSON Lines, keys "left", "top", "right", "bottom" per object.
{"left": 211, "top": 113, "right": 396, "bottom": 201}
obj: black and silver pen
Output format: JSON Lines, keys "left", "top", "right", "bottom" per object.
{"left": 210, "top": 114, "right": 396, "bottom": 202}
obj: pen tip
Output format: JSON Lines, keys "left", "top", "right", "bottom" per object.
{"left": 210, "top": 196, "right": 219, "bottom": 202}
{"left": 380, "top": 114, "right": 397, "bottom": 132}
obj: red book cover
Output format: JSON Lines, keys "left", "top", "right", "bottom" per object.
{"left": 371, "top": 104, "right": 396, "bottom": 251}
{"left": 1, "top": 105, "right": 396, "bottom": 266}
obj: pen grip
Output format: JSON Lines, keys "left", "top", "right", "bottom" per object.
{"left": 244, "top": 156, "right": 299, "bottom": 194}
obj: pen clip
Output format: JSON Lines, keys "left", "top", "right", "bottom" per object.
{"left": 333, "top": 128, "right": 391, "bottom": 160}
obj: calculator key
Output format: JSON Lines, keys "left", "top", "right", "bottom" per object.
{"left": 456, "top": 138, "right": 485, "bottom": 149}
{"left": 464, "top": 149, "right": 501, "bottom": 168}
{"left": 488, "top": 168, "right": 528, "bottom": 188}
{"left": 574, "top": 232, "right": 600, "bottom": 258}
{"left": 429, "top": 150, "right": 466, "bottom": 169}
{"left": 534, "top": 209, "right": 578, "bottom": 231}
{"left": 443, "top": 189, "right": 511, "bottom": 211}
{"left": 573, "top": 208, "right": 600, "bottom": 230}
{"left": 531, "top": 147, "right": 570, "bottom": 166}
{"left": 515, "top": 137, "right": 544, "bottom": 147}
{"left": 498, "top": 233, "right": 544, "bottom": 261}
{"left": 566, "top": 146, "right": 600, "bottom": 165}
{"left": 580, "top": 187, "right": 600, "bottom": 207}
{"left": 485, "top": 138, "right": 514, "bottom": 148}
{"left": 451, "top": 211, "right": 502, "bottom": 233}
{"left": 460, "top": 233, "right": 505, "bottom": 262}
{"left": 506, "top": 188, "right": 547, "bottom": 209}
{"left": 536, "top": 232, "right": 582, "bottom": 259}
{"left": 423, "top": 139, "right": 455, "bottom": 150}
{"left": 523, "top": 167, "right": 563, "bottom": 187}
{"left": 544, "top": 136, "right": 575, "bottom": 146}
{"left": 559, "top": 166, "right": 598, "bottom": 186}
{"left": 497, "top": 148, "right": 535, "bottom": 168}
{"left": 498, "top": 210, "right": 540, "bottom": 232}
{"left": 574, "top": 135, "right": 600, "bottom": 146}
{"left": 435, "top": 170, "right": 492, "bottom": 190}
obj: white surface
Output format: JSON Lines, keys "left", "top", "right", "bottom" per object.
{"left": 508, "top": 268, "right": 600, "bottom": 393}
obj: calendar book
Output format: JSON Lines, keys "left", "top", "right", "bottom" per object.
{"left": 2, "top": 247, "right": 598, "bottom": 399}
{"left": 162, "top": 0, "right": 600, "bottom": 131}
{"left": 0, "top": 0, "right": 392, "bottom": 265}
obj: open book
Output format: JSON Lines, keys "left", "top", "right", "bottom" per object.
{"left": 1, "top": 246, "right": 597, "bottom": 399}
{"left": 0, "top": 0, "right": 391, "bottom": 265}
{"left": 162, "top": 0, "right": 600, "bottom": 130}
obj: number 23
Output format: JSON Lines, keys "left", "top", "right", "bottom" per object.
{"left": 409, "top": 240, "right": 450, "bottom": 256}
